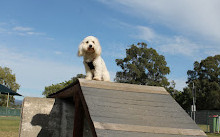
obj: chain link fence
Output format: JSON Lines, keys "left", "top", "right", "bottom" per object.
{"left": 0, "top": 106, "right": 21, "bottom": 116}
{"left": 193, "top": 110, "right": 220, "bottom": 133}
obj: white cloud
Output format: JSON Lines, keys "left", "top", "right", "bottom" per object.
{"left": 129, "top": 24, "right": 202, "bottom": 58}
{"left": 135, "top": 26, "right": 155, "bottom": 42}
{"left": 16, "top": 31, "right": 45, "bottom": 36}
{"left": 13, "top": 26, "right": 33, "bottom": 31}
{"left": 116, "top": 21, "right": 218, "bottom": 60}
{"left": 170, "top": 77, "right": 187, "bottom": 91}
{"left": 107, "top": 19, "right": 204, "bottom": 58}
{"left": 204, "top": 46, "right": 220, "bottom": 56}
{"left": 0, "top": 46, "right": 84, "bottom": 97}
{"left": 26, "top": 31, "right": 45, "bottom": 36}
{"left": 45, "top": 37, "right": 55, "bottom": 40}
{"left": 158, "top": 36, "right": 201, "bottom": 57}
{"left": 54, "top": 51, "right": 62, "bottom": 55}
{"left": 0, "top": 23, "right": 48, "bottom": 37}
{"left": 13, "top": 26, "right": 45, "bottom": 36}
{"left": 98, "top": 0, "right": 220, "bottom": 60}
{"left": 99, "top": 0, "right": 220, "bottom": 42}
{"left": 102, "top": 42, "right": 127, "bottom": 59}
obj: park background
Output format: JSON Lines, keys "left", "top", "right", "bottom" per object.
{"left": 0, "top": 0, "right": 220, "bottom": 137}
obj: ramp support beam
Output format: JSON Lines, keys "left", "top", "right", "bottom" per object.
{"left": 73, "top": 91, "right": 84, "bottom": 137}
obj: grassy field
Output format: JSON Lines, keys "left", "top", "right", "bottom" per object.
{"left": 0, "top": 116, "right": 20, "bottom": 137}
{"left": 207, "top": 133, "right": 220, "bottom": 137}
{"left": 198, "top": 124, "right": 220, "bottom": 137}
{"left": 0, "top": 116, "right": 220, "bottom": 137}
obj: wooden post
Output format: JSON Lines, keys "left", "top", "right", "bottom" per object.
{"left": 73, "top": 92, "right": 84, "bottom": 137}
{"left": 7, "top": 93, "right": 9, "bottom": 107}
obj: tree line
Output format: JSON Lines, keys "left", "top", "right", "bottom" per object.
{"left": 0, "top": 67, "right": 20, "bottom": 107}
{"left": 1, "top": 42, "right": 219, "bottom": 111}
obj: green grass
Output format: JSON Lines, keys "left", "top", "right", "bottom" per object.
{"left": 207, "top": 133, "right": 220, "bottom": 137}
{"left": 0, "top": 116, "right": 220, "bottom": 137}
{"left": 199, "top": 124, "right": 209, "bottom": 132}
{"left": 0, "top": 116, "right": 20, "bottom": 137}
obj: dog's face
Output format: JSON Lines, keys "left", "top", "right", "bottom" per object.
{"left": 78, "top": 36, "right": 101, "bottom": 57}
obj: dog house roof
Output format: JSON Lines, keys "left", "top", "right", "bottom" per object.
{"left": 49, "top": 79, "right": 206, "bottom": 137}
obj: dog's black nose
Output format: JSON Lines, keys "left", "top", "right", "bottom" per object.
{"left": 89, "top": 45, "right": 92, "bottom": 48}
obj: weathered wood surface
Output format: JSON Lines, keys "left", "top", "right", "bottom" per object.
{"left": 48, "top": 83, "right": 78, "bottom": 98}
{"left": 81, "top": 87, "right": 201, "bottom": 130}
{"left": 79, "top": 79, "right": 168, "bottom": 95}
{"left": 94, "top": 122, "right": 206, "bottom": 136}
{"left": 78, "top": 79, "right": 207, "bottom": 136}
{"left": 95, "top": 129, "right": 204, "bottom": 137}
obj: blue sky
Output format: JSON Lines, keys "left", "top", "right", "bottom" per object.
{"left": 0, "top": 0, "right": 220, "bottom": 100}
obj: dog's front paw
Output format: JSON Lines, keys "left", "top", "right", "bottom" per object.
{"left": 85, "top": 76, "right": 92, "bottom": 80}
{"left": 93, "top": 77, "right": 101, "bottom": 81}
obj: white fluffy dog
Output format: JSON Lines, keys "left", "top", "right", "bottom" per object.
{"left": 78, "top": 36, "right": 110, "bottom": 81}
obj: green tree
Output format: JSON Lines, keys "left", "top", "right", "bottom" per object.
{"left": 42, "top": 74, "right": 85, "bottom": 97}
{"left": 186, "top": 55, "right": 220, "bottom": 110}
{"left": 0, "top": 67, "right": 20, "bottom": 107}
{"left": 115, "top": 42, "right": 171, "bottom": 89}
{"left": 174, "top": 87, "right": 193, "bottom": 111}
{"left": 166, "top": 80, "right": 182, "bottom": 98}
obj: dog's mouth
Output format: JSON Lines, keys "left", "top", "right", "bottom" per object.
{"left": 87, "top": 47, "right": 95, "bottom": 52}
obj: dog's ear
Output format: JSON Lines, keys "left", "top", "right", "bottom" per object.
{"left": 95, "top": 38, "right": 102, "bottom": 56}
{"left": 78, "top": 41, "right": 84, "bottom": 56}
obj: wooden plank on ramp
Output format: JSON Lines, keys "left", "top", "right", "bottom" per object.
{"left": 77, "top": 79, "right": 207, "bottom": 137}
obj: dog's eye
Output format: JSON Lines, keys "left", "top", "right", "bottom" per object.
{"left": 92, "top": 41, "right": 95, "bottom": 44}
{"left": 86, "top": 41, "right": 89, "bottom": 44}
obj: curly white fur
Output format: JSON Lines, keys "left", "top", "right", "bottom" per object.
{"left": 78, "top": 36, "right": 110, "bottom": 81}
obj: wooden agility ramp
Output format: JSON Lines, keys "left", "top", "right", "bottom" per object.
{"left": 19, "top": 79, "right": 207, "bottom": 137}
